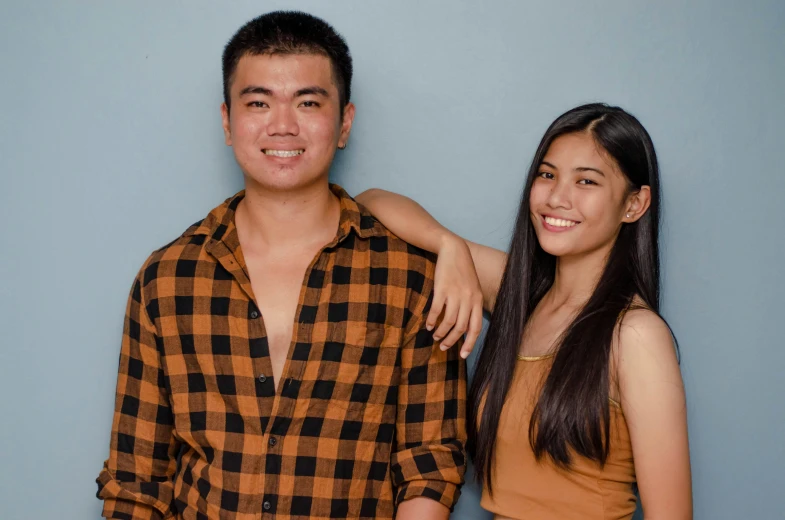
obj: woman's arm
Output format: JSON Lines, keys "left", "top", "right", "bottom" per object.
{"left": 617, "top": 310, "right": 692, "bottom": 520}
{"left": 464, "top": 240, "right": 506, "bottom": 312}
{"left": 356, "top": 189, "right": 506, "bottom": 357}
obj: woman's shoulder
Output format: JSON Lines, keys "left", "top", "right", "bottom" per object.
{"left": 619, "top": 305, "right": 671, "bottom": 339}
{"left": 614, "top": 305, "right": 679, "bottom": 379}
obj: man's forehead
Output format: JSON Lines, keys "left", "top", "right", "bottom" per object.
{"left": 232, "top": 52, "right": 337, "bottom": 93}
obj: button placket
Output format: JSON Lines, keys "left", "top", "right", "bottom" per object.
{"left": 261, "top": 247, "right": 326, "bottom": 516}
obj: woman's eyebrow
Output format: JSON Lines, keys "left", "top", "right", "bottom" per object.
{"left": 575, "top": 166, "right": 606, "bottom": 177}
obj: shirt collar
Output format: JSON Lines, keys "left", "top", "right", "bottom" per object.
{"left": 193, "top": 183, "right": 386, "bottom": 249}
{"left": 330, "top": 183, "right": 386, "bottom": 242}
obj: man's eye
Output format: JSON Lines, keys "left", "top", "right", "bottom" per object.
{"left": 247, "top": 101, "right": 267, "bottom": 108}
{"left": 300, "top": 100, "right": 320, "bottom": 108}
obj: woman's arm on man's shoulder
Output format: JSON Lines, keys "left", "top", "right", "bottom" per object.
{"left": 356, "top": 189, "right": 506, "bottom": 357}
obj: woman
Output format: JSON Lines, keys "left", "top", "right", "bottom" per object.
{"left": 357, "top": 103, "right": 692, "bottom": 519}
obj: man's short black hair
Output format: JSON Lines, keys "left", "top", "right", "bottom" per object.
{"left": 222, "top": 11, "right": 353, "bottom": 112}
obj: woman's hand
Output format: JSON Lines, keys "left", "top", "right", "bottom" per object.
{"left": 427, "top": 234, "right": 485, "bottom": 359}
{"left": 355, "top": 188, "right": 497, "bottom": 357}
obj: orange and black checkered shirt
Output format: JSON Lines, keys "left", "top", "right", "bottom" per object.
{"left": 96, "top": 185, "right": 467, "bottom": 519}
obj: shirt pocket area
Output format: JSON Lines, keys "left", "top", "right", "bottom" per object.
{"left": 308, "top": 322, "right": 401, "bottom": 415}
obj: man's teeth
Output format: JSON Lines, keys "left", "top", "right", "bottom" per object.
{"left": 263, "top": 149, "right": 304, "bottom": 157}
{"left": 544, "top": 216, "right": 578, "bottom": 228}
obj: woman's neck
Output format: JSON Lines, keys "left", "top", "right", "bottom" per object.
{"left": 546, "top": 245, "right": 612, "bottom": 310}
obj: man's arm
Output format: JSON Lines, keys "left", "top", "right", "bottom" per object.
{"left": 396, "top": 496, "right": 451, "bottom": 520}
{"left": 390, "top": 267, "right": 468, "bottom": 519}
{"left": 96, "top": 265, "right": 180, "bottom": 519}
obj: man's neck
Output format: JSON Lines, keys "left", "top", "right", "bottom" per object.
{"left": 235, "top": 178, "right": 341, "bottom": 253}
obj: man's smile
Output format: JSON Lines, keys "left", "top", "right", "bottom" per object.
{"left": 262, "top": 149, "right": 305, "bottom": 157}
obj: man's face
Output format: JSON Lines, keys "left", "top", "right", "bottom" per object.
{"left": 221, "top": 53, "right": 355, "bottom": 192}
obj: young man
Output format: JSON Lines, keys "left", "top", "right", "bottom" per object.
{"left": 96, "top": 11, "right": 466, "bottom": 520}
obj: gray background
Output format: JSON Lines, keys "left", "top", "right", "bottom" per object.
{"left": 1, "top": 1, "right": 783, "bottom": 519}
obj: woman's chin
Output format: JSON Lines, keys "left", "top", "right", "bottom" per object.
{"left": 536, "top": 236, "right": 579, "bottom": 258}
{"left": 540, "top": 245, "right": 573, "bottom": 258}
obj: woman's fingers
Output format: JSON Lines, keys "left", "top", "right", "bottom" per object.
{"left": 428, "top": 239, "right": 484, "bottom": 355}
{"left": 460, "top": 302, "right": 484, "bottom": 358}
{"left": 432, "top": 298, "right": 459, "bottom": 342}
{"left": 426, "top": 289, "right": 447, "bottom": 331}
{"left": 440, "top": 300, "right": 471, "bottom": 350}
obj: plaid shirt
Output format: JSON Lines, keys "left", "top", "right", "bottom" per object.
{"left": 96, "top": 185, "right": 467, "bottom": 519}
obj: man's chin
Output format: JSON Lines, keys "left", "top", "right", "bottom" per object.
{"left": 243, "top": 171, "right": 329, "bottom": 194}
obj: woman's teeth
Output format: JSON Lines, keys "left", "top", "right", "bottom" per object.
{"left": 263, "top": 149, "right": 304, "bottom": 157}
{"left": 544, "top": 216, "right": 578, "bottom": 228}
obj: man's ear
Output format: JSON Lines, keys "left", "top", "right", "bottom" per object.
{"left": 337, "top": 102, "right": 356, "bottom": 149}
{"left": 220, "top": 103, "right": 232, "bottom": 146}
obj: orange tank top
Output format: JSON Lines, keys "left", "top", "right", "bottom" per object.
{"left": 480, "top": 354, "right": 637, "bottom": 520}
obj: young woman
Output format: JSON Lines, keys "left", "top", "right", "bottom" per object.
{"left": 356, "top": 103, "right": 692, "bottom": 519}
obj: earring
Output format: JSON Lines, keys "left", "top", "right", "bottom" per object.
{"left": 626, "top": 213, "right": 631, "bottom": 218}
{"left": 338, "top": 143, "right": 347, "bottom": 150}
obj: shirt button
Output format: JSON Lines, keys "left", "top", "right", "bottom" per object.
{"left": 269, "top": 436, "right": 277, "bottom": 447}
{"left": 250, "top": 310, "right": 259, "bottom": 319}
{"left": 263, "top": 500, "right": 271, "bottom": 511}
{"left": 258, "top": 374, "right": 267, "bottom": 383}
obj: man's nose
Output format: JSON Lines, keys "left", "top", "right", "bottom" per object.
{"left": 267, "top": 106, "right": 299, "bottom": 136}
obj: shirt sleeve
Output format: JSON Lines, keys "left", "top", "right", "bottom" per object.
{"left": 390, "top": 269, "right": 468, "bottom": 511}
{"left": 96, "top": 266, "right": 179, "bottom": 519}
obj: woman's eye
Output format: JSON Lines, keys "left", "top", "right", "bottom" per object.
{"left": 578, "top": 179, "right": 597, "bottom": 185}
{"left": 539, "top": 172, "right": 554, "bottom": 179}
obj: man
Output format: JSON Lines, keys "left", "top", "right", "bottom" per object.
{"left": 96, "top": 11, "right": 466, "bottom": 520}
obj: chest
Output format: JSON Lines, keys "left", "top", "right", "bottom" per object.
{"left": 521, "top": 311, "right": 573, "bottom": 357}
{"left": 155, "top": 239, "right": 411, "bottom": 402}
{"left": 153, "top": 240, "right": 422, "bottom": 459}
{"left": 244, "top": 249, "right": 317, "bottom": 385}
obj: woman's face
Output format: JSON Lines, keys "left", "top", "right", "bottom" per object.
{"left": 529, "top": 132, "right": 648, "bottom": 260}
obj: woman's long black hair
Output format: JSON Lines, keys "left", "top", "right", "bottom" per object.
{"left": 468, "top": 103, "right": 663, "bottom": 492}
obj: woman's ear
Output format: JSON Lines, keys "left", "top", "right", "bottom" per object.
{"left": 624, "top": 186, "right": 651, "bottom": 222}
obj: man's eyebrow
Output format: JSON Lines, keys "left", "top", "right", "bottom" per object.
{"left": 294, "top": 86, "right": 329, "bottom": 97}
{"left": 239, "top": 85, "right": 273, "bottom": 96}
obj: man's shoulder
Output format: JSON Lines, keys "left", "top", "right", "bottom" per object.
{"left": 149, "top": 219, "right": 210, "bottom": 259}
{"left": 137, "top": 193, "right": 240, "bottom": 285}
{"left": 357, "top": 215, "right": 436, "bottom": 301}
{"left": 362, "top": 215, "right": 436, "bottom": 264}
{"left": 135, "top": 220, "right": 212, "bottom": 285}
{"left": 335, "top": 184, "right": 436, "bottom": 269}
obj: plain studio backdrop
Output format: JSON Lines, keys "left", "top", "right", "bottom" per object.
{"left": 1, "top": 1, "right": 783, "bottom": 519}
